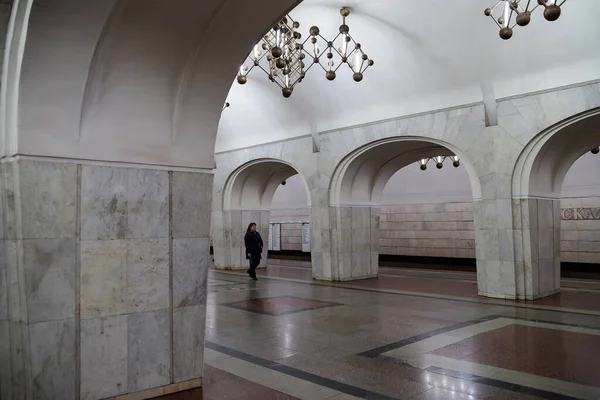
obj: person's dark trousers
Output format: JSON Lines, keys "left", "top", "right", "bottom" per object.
{"left": 248, "top": 258, "right": 260, "bottom": 279}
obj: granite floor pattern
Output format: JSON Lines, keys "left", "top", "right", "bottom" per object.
{"left": 153, "top": 266, "right": 600, "bottom": 400}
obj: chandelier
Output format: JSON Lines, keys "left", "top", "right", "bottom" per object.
{"left": 591, "top": 147, "right": 599, "bottom": 155}
{"left": 237, "top": 15, "right": 305, "bottom": 98}
{"left": 417, "top": 156, "right": 461, "bottom": 171}
{"left": 236, "top": 7, "right": 373, "bottom": 98}
{"left": 484, "top": 0, "right": 566, "bottom": 40}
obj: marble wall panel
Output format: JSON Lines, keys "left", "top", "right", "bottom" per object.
{"left": 29, "top": 319, "right": 76, "bottom": 400}
{"left": 0, "top": 320, "right": 11, "bottom": 400}
{"left": 80, "top": 240, "right": 128, "bottom": 319}
{"left": 126, "top": 169, "right": 169, "bottom": 239}
{"left": 127, "top": 310, "right": 170, "bottom": 392}
{"left": 24, "top": 238, "right": 76, "bottom": 323}
{"left": 173, "top": 305, "right": 206, "bottom": 382}
{"left": 11, "top": 161, "right": 78, "bottom": 240}
{"left": 81, "top": 239, "right": 170, "bottom": 318}
{"left": 81, "top": 166, "right": 128, "bottom": 240}
{"left": 173, "top": 238, "right": 209, "bottom": 308}
{"left": 126, "top": 239, "right": 169, "bottom": 313}
{"left": 172, "top": 172, "right": 212, "bottom": 239}
{"left": 80, "top": 315, "right": 128, "bottom": 400}
{"left": 0, "top": 241, "right": 7, "bottom": 321}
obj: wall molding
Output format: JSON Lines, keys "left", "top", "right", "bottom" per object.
{"left": 0, "top": 154, "right": 215, "bottom": 173}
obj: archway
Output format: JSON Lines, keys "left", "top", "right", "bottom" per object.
{"left": 214, "top": 158, "right": 311, "bottom": 270}
{"left": 329, "top": 137, "right": 481, "bottom": 281}
{"left": 512, "top": 108, "right": 600, "bottom": 299}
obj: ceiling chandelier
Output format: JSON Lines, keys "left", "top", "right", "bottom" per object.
{"left": 417, "top": 156, "right": 461, "bottom": 171}
{"left": 236, "top": 7, "right": 373, "bottom": 98}
{"left": 484, "top": 0, "right": 566, "bottom": 40}
{"left": 591, "top": 147, "right": 599, "bottom": 155}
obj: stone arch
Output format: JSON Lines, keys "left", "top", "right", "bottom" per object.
{"left": 511, "top": 107, "right": 600, "bottom": 299}
{"left": 327, "top": 136, "right": 482, "bottom": 281}
{"left": 215, "top": 158, "right": 311, "bottom": 270}
{"left": 330, "top": 136, "right": 482, "bottom": 206}
{"left": 223, "top": 158, "right": 311, "bottom": 211}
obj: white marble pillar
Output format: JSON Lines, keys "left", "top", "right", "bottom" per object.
{"left": 512, "top": 197, "right": 561, "bottom": 299}
{"left": 213, "top": 209, "right": 269, "bottom": 270}
{"left": 326, "top": 205, "right": 379, "bottom": 281}
{"left": 0, "top": 158, "right": 212, "bottom": 400}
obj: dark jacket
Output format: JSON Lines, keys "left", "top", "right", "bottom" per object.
{"left": 244, "top": 230, "right": 263, "bottom": 260}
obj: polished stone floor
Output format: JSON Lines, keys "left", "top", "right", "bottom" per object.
{"left": 157, "top": 261, "right": 600, "bottom": 399}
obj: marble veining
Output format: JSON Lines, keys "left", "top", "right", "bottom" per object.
{"left": 80, "top": 315, "right": 128, "bottom": 400}
{"left": 172, "top": 172, "right": 213, "bottom": 239}
{"left": 173, "top": 238, "right": 209, "bottom": 308}
{"left": 127, "top": 310, "right": 170, "bottom": 392}
{"left": 173, "top": 305, "right": 206, "bottom": 382}
{"left": 24, "top": 238, "right": 76, "bottom": 323}
{"left": 29, "top": 319, "right": 76, "bottom": 400}
{"left": 81, "top": 166, "right": 128, "bottom": 240}
{"left": 16, "top": 161, "right": 78, "bottom": 239}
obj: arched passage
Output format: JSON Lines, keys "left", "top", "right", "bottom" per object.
{"left": 512, "top": 108, "right": 600, "bottom": 299}
{"left": 214, "top": 159, "right": 311, "bottom": 270}
{"left": 328, "top": 137, "right": 481, "bottom": 281}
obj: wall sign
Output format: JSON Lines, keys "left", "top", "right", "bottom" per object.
{"left": 268, "top": 223, "right": 274, "bottom": 251}
{"left": 561, "top": 208, "right": 600, "bottom": 220}
{"left": 301, "top": 223, "right": 310, "bottom": 252}
{"left": 271, "top": 223, "right": 281, "bottom": 251}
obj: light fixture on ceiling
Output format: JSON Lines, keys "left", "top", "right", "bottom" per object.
{"left": 591, "top": 147, "right": 599, "bottom": 155}
{"left": 236, "top": 7, "right": 373, "bottom": 98}
{"left": 484, "top": 0, "right": 566, "bottom": 40}
{"left": 222, "top": 102, "right": 230, "bottom": 112}
{"left": 237, "top": 15, "right": 305, "bottom": 98}
{"left": 306, "top": 7, "right": 374, "bottom": 83}
{"left": 417, "top": 156, "right": 461, "bottom": 171}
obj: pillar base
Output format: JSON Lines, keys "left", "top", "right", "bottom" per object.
{"left": 214, "top": 265, "right": 266, "bottom": 271}
{"left": 314, "top": 273, "right": 378, "bottom": 282}
{"left": 478, "top": 288, "right": 560, "bottom": 301}
{"left": 106, "top": 378, "right": 202, "bottom": 400}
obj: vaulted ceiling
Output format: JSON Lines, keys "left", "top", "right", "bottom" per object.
{"left": 217, "top": 0, "right": 600, "bottom": 152}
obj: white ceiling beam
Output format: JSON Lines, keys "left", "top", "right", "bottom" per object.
{"left": 480, "top": 81, "right": 498, "bottom": 127}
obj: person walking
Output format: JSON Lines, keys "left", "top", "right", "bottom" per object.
{"left": 244, "top": 222, "right": 263, "bottom": 280}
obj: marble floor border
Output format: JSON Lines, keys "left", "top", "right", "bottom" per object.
{"left": 359, "top": 315, "right": 600, "bottom": 359}
{"left": 211, "top": 270, "right": 600, "bottom": 317}
{"left": 359, "top": 316, "right": 600, "bottom": 400}
{"left": 425, "top": 366, "right": 582, "bottom": 400}
{"left": 220, "top": 295, "right": 344, "bottom": 316}
{"left": 205, "top": 342, "right": 398, "bottom": 400}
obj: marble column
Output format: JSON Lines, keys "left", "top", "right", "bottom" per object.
{"left": 512, "top": 197, "right": 561, "bottom": 300}
{"left": 0, "top": 158, "right": 212, "bottom": 400}
{"left": 327, "top": 205, "right": 379, "bottom": 281}
{"left": 213, "top": 209, "right": 269, "bottom": 270}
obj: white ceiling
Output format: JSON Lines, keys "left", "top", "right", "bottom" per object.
{"left": 216, "top": 0, "right": 600, "bottom": 152}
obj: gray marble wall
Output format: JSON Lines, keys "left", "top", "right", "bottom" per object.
{"left": 211, "top": 82, "right": 600, "bottom": 298}
{"left": 0, "top": 158, "right": 212, "bottom": 400}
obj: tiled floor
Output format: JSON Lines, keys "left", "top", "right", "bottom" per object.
{"left": 158, "top": 262, "right": 600, "bottom": 400}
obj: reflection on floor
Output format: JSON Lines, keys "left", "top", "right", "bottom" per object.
{"left": 158, "top": 262, "right": 600, "bottom": 400}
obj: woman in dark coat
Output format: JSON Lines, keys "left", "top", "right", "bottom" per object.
{"left": 244, "top": 222, "right": 263, "bottom": 280}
